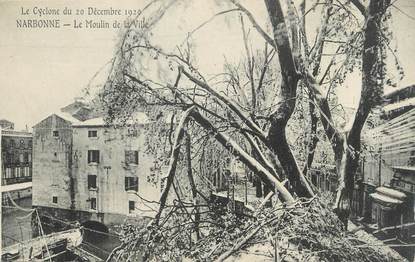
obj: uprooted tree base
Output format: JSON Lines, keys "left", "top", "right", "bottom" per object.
{"left": 111, "top": 197, "right": 401, "bottom": 262}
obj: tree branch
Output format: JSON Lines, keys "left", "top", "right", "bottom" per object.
{"left": 350, "top": 0, "right": 367, "bottom": 16}
{"left": 230, "top": 0, "right": 277, "bottom": 49}
{"left": 189, "top": 109, "right": 295, "bottom": 203}
{"left": 180, "top": 67, "right": 267, "bottom": 141}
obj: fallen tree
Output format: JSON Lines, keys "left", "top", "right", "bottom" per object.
{"left": 110, "top": 196, "right": 405, "bottom": 261}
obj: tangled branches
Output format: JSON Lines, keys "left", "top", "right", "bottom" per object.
{"left": 111, "top": 196, "right": 401, "bottom": 262}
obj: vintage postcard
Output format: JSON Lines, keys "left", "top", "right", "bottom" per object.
{"left": 1, "top": 0, "right": 415, "bottom": 261}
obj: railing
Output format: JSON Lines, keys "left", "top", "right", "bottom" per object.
{"left": 2, "top": 177, "right": 32, "bottom": 186}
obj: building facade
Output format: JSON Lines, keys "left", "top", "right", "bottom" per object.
{"left": 306, "top": 84, "right": 415, "bottom": 233}
{"left": 32, "top": 112, "right": 161, "bottom": 226}
{"left": 360, "top": 84, "right": 415, "bottom": 229}
{"left": 1, "top": 123, "right": 33, "bottom": 205}
{"left": 1, "top": 129, "right": 33, "bottom": 186}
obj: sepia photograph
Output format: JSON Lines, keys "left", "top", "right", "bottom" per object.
{"left": 1, "top": 0, "right": 415, "bottom": 261}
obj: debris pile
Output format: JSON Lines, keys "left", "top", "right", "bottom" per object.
{"left": 115, "top": 197, "right": 403, "bottom": 262}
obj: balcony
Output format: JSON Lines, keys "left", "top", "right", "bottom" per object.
{"left": 2, "top": 177, "right": 32, "bottom": 186}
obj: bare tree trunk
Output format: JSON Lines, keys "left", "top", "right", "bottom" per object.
{"left": 302, "top": 94, "right": 319, "bottom": 176}
{"left": 255, "top": 176, "right": 263, "bottom": 197}
{"left": 334, "top": 0, "right": 390, "bottom": 224}
{"left": 264, "top": 0, "right": 314, "bottom": 198}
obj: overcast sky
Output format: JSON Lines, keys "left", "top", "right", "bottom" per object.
{"left": 1, "top": 0, "right": 414, "bottom": 131}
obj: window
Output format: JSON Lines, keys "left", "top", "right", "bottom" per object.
{"left": 20, "top": 140, "right": 25, "bottom": 149}
{"left": 52, "top": 196, "right": 58, "bottom": 204}
{"left": 19, "top": 154, "right": 24, "bottom": 163}
{"left": 24, "top": 167, "right": 30, "bottom": 177}
{"left": 88, "top": 150, "right": 100, "bottom": 164}
{"left": 129, "top": 201, "right": 135, "bottom": 213}
{"left": 28, "top": 153, "right": 32, "bottom": 162}
{"left": 125, "top": 177, "right": 138, "bottom": 191}
{"left": 88, "top": 130, "right": 98, "bottom": 138}
{"left": 311, "top": 174, "right": 317, "bottom": 186}
{"left": 90, "top": 198, "right": 97, "bottom": 210}
{"left": 4, "top": 153, "right": 11, "bottom": 164}
{"left": 53, "top": 152, "right": 59, "bottom": 162}
{"left": 53, "top": 130, "right": 59, "bottom": 137}
{"left": 24, "top": 152, "right": 29, "bottom": 163}
{"left": 5, "top": 168, "right": 12, "bottom": 178}
{"left": 125, "top": 150, "right": 139, "bottom": 165}
{"left": 326, "top": 179, "right": 330, "bottom": 192}
{"left": 88, "top": 175, "right": 97, "bottom": 189}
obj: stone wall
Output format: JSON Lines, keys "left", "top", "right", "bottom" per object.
{"left": 32, "top": 114, "right": 74, "bottom": 210}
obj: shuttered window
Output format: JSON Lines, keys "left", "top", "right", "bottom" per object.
{"left": 88, "top": 150, "right": 100, "bottom": 164}
{"left": 88, "top": 130, "right": 98, "bottom": 137}
{"left": 125, "top": 177, "right": 138, "bottom": 191}
{"left": 129, "top": 201, "right": 135, "bottom": 213}
{"left": 88, "top": 175, "right": 97, "bottom": 189}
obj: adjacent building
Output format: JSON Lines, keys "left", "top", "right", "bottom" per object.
{"left": 0, "top": 119, "right": 14, "bottom": 130}
{"left": 359, "top": 85, "right": 415, "bottom": 230}
{"left": 306, "top": 84, "right": 415, "bottom": 234}
{"left": 1, "top": 121, "right": 33, "bottom": 205}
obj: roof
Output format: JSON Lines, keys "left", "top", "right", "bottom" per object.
{"left": 375, "top": 186, "right": 407, "bottom": 200}
{"left": 60, "top": 99, "right": 90, "bottom": 113}
{"left": 370, "top": 187, "right": 406, "bottom": 205}
{"left": 383, "top": 96, "right": 415, "bottom": 112}
{"left": 1, "top": 182, "right": 32, "bottom": 193}
{"left": 0, "top": 119, "right": 13, "bottom": 124}
{"left": 54, "top": 112, "right": 81, "bottom": 123}
{"left": 72, "top": 117, "right": 107, "bottom": 127}
{"left": 1, "top": 129, "right": 32, "bottom": 137}
{"left": 370, "top": 192, "right": 404, "bottom": 204}
{"left": 384, "top": 85, "right": 414, "bottom": 98}
{"left": 0, "top": 119, "right": 14, "bottom": 130}
{"left": 33, "top": 112, "right": 80, "bottom": 129}
{"left": 72, "top": 112, "right": 149, "bottom": 127}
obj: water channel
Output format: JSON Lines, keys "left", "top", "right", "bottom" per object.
{"left": 1, "top": 197, "right": 123, "bottom": 261}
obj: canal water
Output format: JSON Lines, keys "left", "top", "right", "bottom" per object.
{"left": 1, "top": 197, "right": 33, "bottom": 248}
{"left": 1, "top": 197, "right": 122, "bottom": 261}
